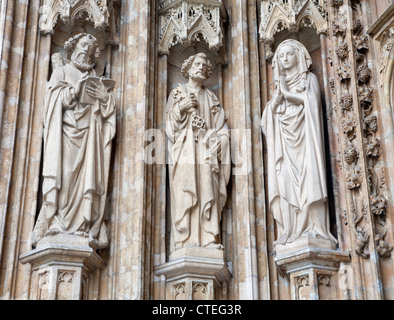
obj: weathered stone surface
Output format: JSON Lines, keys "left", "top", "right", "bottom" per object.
{"left": 0, "top": 0, "right": 393, "bottom": 301}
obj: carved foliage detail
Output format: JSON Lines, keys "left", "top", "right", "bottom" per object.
{"left": 329, "top": 0, "right": 392, "bottom": 259}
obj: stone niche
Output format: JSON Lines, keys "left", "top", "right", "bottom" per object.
{"left": 154, "top": 0, "right": 232, "bottom": 300}
{"left": 19, "top": 0, "right": 120, "bottom": 301}
{"left": 156, "top": 41, "right": 232, "bottom": 299}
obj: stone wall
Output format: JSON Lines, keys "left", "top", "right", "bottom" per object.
{"left": 0, "top": 0, "right": 393, "bottom": 300}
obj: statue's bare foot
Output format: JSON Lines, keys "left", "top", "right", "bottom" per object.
{"left": 89, "top": 237, "right": 99, "bottom": 250}
{"left": 205, "top": 243, "right": 223, "bottom": 250}
{"left": 45, "top": 228, "right": 61, "bottom": 236}
{"left": 276, "top": 234, "right": 289, "bottom": 245}
{"left": 74, "top": 231, "right": 88, "bottom": 237}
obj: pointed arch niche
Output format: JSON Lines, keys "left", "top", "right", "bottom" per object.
{"left": 258, "top": 0, "right": 345, "bottom": 299}
{"left": 152, "top": 0, "right": 233, "bottom": 300}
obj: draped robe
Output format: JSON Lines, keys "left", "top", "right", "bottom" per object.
{"left": 166, "top": 83, "right": 230, "bottom": 249}
{"left": 262, "top": 72, "right": 336, "bottom": 245}
{"left": 32, "top": 64, "right": 116, "bottom": 249}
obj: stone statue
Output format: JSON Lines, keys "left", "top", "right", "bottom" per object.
{"left": 166, "top": 53, "right": 230, "bottom": 250}
{"left": 261, "top": 39, "right": 336, "bottom": 247}
{"left": 32, "top": 33, "right": 116, "bottom": 249}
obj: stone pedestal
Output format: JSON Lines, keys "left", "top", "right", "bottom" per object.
{"left": 155, "top": 246, "right": 232, "bottom": 300}
{"left": 274, "top": 239, "right": 350, "bottom": 300}
{"left": 20, "top": 235, "right": 106, "bottom": 300}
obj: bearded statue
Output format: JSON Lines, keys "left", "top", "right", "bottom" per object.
{"left": 32, "top": 33, "right": 116, "bottom": 249}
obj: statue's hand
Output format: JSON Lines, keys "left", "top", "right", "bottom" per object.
{"left": 86, "top": 80, "right": 109, "bottom": 104}
{"left": 179, "top": 93, "right": 198, "bottom": 114}
{"left": 279, "top": 76, "right": 289, "bottom": 100}
{"left": 272, "top": 88, "right": 284, "bottom": 113}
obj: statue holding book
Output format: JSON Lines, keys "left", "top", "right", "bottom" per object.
{"left": 32, "top": 33, "right": 116, "bottom": 249}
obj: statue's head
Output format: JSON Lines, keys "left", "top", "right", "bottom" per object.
{"left": 181, "top": 53, "right": 213, "bottom": 81}
{"left": 277, "top": 44, "right": 300, "bottom": 74}
{"left": 272, "top": 39, "right": 312, "bottom": 92}
{"left": 273, "top": 39, "right": 312, "bottom": 79}
{"left": 64, "top": 33, "right": 101, "bottom": 71}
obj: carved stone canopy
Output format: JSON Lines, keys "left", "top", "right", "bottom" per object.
{"left": 39, "top": 0, "right": 118, "bottom": 34}
{"left": 158, "top": 0, "right": 226, "bottom": 56}
{"left": 259, "top": 0, "right": 328, "bottom": 59}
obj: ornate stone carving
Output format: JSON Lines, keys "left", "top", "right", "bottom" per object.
{"left": 358, "top": 85, "right": 373, "bottom": 108}
{"left": 340, "top": 115, "right": 357, "bottom": 137}
{"left": 329, "top": 0, "right": 343, "bottom": 7}
{"left": 39, "top": 0, "right": 116, "bottom": 33}
{"left": 38, "top": 271, "right": 50, "bottom": 300}
{"left": 166, "top": 53, "right": 230, "bottom": 250}
{"left": 339, "top": 94, "right": 353, "bottom": 111}
{"left": 352, "top": 19, "right": 363, "bottom": 34}
{"left": 337, "top": 63, "right": 352, "bottom": 82}
{"left": 296, "top": 276, "right": 310, "bottom": 300}
{"left": 343, "top": 144, "right": 358, "bottom": 165}
{"left": 346, "top": 166, "right": 363, "bottom": 190}
{"left": 259, "top": 0, "right": 329, "bottom": 59}
{"left": 355, "top": 226, "right": 370, "bottom": 259}
{"left": 158, "top": 0, "right": 225, "bottom": 55}
{"left": 347, "top": 0, "right": 393, "bottom": 260}
{"left": 56, "top": 271, "right": 74, "bottom": 300}
{"left": 375, "top": 233, "right": 393, "bottom": 258}
{"left": 32, "top": 33, "right": 116, "bottom": 250}
{"left": 335, "top": 41, "right": 349, "bottom": 59}
{"left": 261, "top": 39, "right": 336, "bottom": 248}
{"left": 331, "top": 13, "right": 347, "bottom": 37}
{"left": 357, "top": 63, "right": 372, "bottom": 83}
{"left": 20, "top": 244, "right": 106, "bottom": 300}
{"left": 317, "top": 275, "right": 333, "bottom": 300}
{"left": 354, "top": 35, "right": 369, "bottom": 52}
{"left": 192, "top": 282, "right": 208, "bottom": 299}
{"left": 174, "top": 283, "right": 186, "bottom": 300}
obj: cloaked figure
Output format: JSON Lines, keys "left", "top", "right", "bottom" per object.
{"left": 261, "top": 40, "right": 336, "bottom": 246}
{"left": 166, "top": 53, "right": 231, "bottom": 250}
{"left": 32, "top": 33, "right": 116, "bottom": 249}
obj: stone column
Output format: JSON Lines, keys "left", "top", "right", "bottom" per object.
{"left": 227, "top": 0, "right": 270, "bottom": 299}
{"left": 0, "top": 0, "right": 49, "bottom": 299}
{"left": 98, "top": 0, "right": 158, "bottom": 300}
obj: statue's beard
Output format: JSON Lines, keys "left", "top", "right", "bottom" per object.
{"left": 71, "top": 51, "right": 94, "bottom": 71}
{"left": 190, "top": 71, "right": 207, "bottom": 81}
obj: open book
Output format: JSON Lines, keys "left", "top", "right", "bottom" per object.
{"left": 79, "top": 76, "right": 116, "bottom": 105}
